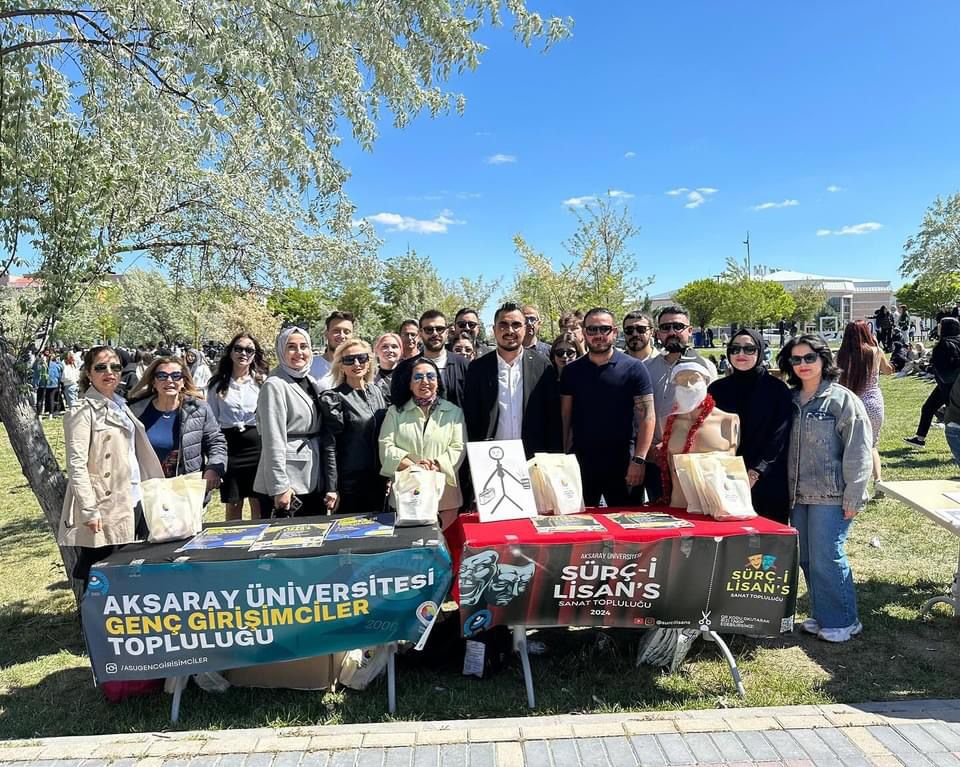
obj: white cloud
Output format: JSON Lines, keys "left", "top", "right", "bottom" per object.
{"left": 456, "top": 192, "right": 483, "bottom": 200}
{"left": 665, "top": 187, "right": 689, "bottom": 196}
{"left": 685, "top": 191, "right": 706, "bottom": 209}
{"left": 752, "top": 199, "right": 800, "bottom": 211}
{"left": 608, "top": 189, "right": 635, "bottom": 199}
{"left": 562, "top": 195, "right": 596, "bottom": 207}
{"left": 356, "top": 210, "right": 465, "bottom": 234}
{"left": 826, "top": 184, "right": 845, "bottom": 193}
{"left": 816, "top": 222, "right": 882, "bottom": 237}
{"left": 696, "top": 187, "right": 719, "bottom": 195}
{"left": 486, "top": 153, "right": 516, "bottom": 165}
{"left": 624, "top": 151, "right": 637, "bottom": 159}
{"left": 666, "top": 186, "right": 717, "bottom": 208}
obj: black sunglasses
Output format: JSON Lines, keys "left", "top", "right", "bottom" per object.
{"left": 456, "top": 321, "right": 478, "bottom": 329}
{"left": 154, "top": 371, "right": 184, "bottom": 382}
{"left": 659, "top": 322, "right": 688, "bottom": 332}
{"left": 729, "top": 344, "right": 758, "bottom": 355}
{"left": 342, "top": 353, "right": 370, "bottom": 366}
{"left": 93, "top": 363, "right": 123, "bottom": 373}
{"left": 624, "top": 325, "right": 650, "bottom": 335}
{"left": 421, "top": 326, "right": 446, "bottom": 335}
{"left": 584, "top": 325, "right": 614, "bottom": 336}
{"left": 789, "top": 352, "right": 819, "bottom": 366}
{"left": 554, "top": 348, "right": 577, "bottom": 358}
{"left": 232, "top": 345, "right": 256, "bottom": 356}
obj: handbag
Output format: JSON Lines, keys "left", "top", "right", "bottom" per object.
{"left": 391, "top": 466, "right": 445, "bottom": 526}
{"left": 527, "top": 453, "right": 585, "bottom": 515}
{"left": 141, "top": 473, "right": 207, "bottom": 542}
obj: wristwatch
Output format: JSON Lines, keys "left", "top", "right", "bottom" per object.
{"left": 630, "top": 456, "right": 645, "bottom": 466}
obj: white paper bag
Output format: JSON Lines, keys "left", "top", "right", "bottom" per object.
{"left": 527, "top": 453, "right": 585, "bottom": 515}
{"left": 672, "top": 453, "right": 756, "bottom": 521}
{"left": 391, "top": 466, "right": 445, "bottom": 526}
{"left": 141, "top": 473, "right": 207, "bottom": 543}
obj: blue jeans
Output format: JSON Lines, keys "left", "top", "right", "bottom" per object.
{"left": 791, "top": 503, "right": 858, "bottom": 629}
{"left": 946, "top": 423, "right": 960, "bottom": 468}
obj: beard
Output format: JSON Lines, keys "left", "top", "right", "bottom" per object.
{"left": 627, "top": 336, "right": 648, "bottom": 352}
{"left": 423, "top": 336, "right": 445, "bottom": 352}
{"left": 586, "top": 338, "right": 613, "bottom": 354}
{"left": 663, "top": 335, "right": 685, "bottom": 353}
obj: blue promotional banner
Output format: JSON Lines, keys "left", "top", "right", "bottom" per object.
{"left": 81, "top": 546, "right": 452, "bottom": 683}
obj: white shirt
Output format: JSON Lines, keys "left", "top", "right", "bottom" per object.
{"left": 427, "top": 349, "right": 448, "bottom": 371}
{"left": 494, "top": 352, "right": 524, "bottom": 441}
{"left": 309, "top": 355, "right": 331, "bottom": 381}
{"left": 207, "top": 377, "right": 259, "bottom": 429}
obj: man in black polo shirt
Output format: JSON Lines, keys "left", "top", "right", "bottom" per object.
{"left": 560, "top": 307, "right": 655, "bottom": 507}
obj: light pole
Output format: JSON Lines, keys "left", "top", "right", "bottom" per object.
{"left": 743, "top": 232, "right": 751, "bottom": 280}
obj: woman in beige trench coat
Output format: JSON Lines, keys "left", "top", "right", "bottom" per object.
{"left": 58, "top": 346, "right": 164, "bottom": 585}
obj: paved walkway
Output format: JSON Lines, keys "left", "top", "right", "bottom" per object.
{"left": 2, "top": 700, "right": 959, "bottom": 767}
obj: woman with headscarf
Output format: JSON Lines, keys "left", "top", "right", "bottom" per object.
{"left": 905, "top": 317, "right": 960, "bottom": 447}
{"left": 708, "top": 328, "right": 792, "bottom": 524}
{"left": 185, "top": 348, "right": 212, "bottom": 389}
{"left": 254, "top": 326, "right": 338, "bottom": 517}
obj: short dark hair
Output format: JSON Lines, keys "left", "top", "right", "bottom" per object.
{"left": 455, "top": 307, "right": 479, "bottom": 321}
{"left": 583, "top": 306, "right": 614, "bottom": 325}
{"left": 559, "top": 309, "right": 583, "bottom": 328}
{"left": 623, "top": 311, "right": 652, "bottom": 326}
{"left": 325, "top": 310, "right": 354, "bottom": 329}
{"left": 393, "top": 356, "right": 445, "bottom": 408}
{"left": 494, "top": 301, "right": 523, "bottom": 324}
{"left": 776, "top": 334, "right": 841, "bottom": 389}
{"left": 656, "top": 305, "right": 689, "bottom": 321}
{"left": 419, "top": 309, "right": 446, "bottom": 327}
{"left": 399, "top": 318, "right": 419, "bottom": 331}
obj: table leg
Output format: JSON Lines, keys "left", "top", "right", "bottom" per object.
{"left": 511, "top": 626, "right": 536, "bottom": 709}
{"left": 703, "top": 631, "right": 746, "bottom": 698}
{"left": 169, "top": 675, "right": 188, "bottom": 722}
{"left": 387, "top": 643, "right": 397, "bottom": 714}
{"left": 921, "top": 541, "right": 960, "bottom": 617}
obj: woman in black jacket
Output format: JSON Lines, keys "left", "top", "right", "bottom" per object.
{"left": 905, "top": 317, "right": 960, "bottom": 447}
{"left": 321, "top": 339, "right": 388, "bottom": 515}
{"left": 708, "top": 328, "right": 792, "bottom": 524}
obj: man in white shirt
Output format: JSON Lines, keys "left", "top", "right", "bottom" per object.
{"left": 310, "top": 310, "right": 354, "bottom": 388}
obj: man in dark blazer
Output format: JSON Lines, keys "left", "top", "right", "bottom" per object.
{"left": 390, "top": 309, "right": 469, "bottom": 408}
{"left": 463, "top": 302, "right": 561, "bottom": 458}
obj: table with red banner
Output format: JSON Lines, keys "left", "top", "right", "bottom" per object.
{"left": 445, "top": 507, "right": 799, "bottom": 706}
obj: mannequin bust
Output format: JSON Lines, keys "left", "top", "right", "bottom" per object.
{"left": 660, "top": 363, "right": 740, "bottom": 508}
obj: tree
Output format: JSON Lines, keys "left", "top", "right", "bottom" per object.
{"left": 722, "top": 280, "right": 795, "bottom": 330}
{"left": 208, "top": 292, "right": 282, "bottom": 363}
{"left": 896, "top": 273, "right": 960, "bottom": 317}
{"left": 1, "top": 2, "right": 569, "bottom": 597}
{"left": 267, "top": 288, "right": 327, "bottom": 332}
{"left": 788, "top": 282, "right": 827, "bottom": 326}
{"left": 901, "top": 193, "right": 960, "bottom": 279}
{"left": 673, "top": 279, "right": 730, "bottom": 332}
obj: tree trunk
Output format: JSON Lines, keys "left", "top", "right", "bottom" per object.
{"left": 0, "top": 350, "right": 80, "bottom": 603}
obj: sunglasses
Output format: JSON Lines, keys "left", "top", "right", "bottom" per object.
{"left": 623, "top": 325, "right": 650, "bottom": 335}
{"left": 342, "top": 353, "right": 369, "bottom": 366}
{"left": 789, "top": 352, "right": 819, "bottom": 366}
{"left": 421, "top": 326, "right": 446, "bottom": 335}
{"left": 729, "top": 344, "right": 758, "bottom": 355}
{"left": 659, "top": 322, "right": 688, "bottom": 332}
{"left": 554, "top": 349, "right": 577, "bottom": 359}
{"left": 524, "top": 316, "right": 539, "bottom": 324}
{"left": 232, "top": 346, "right": 256, "bottom": 356}
{"left": 413, "top": 372, "right": 438, "bottom": 382}
{"left": 456, "top": 321, "right": 478, "bottom": 330}
{"left": 497, "top": 321, "right": 524, "bottom": 332}
{"left": 154, "top": 371, "right": 184, "bottom": 382}
{"left": 584, "top": 325, "right": 614, "bottom": 336}
{"left": 93, "top": 363, "right": 123, "bottom": 373}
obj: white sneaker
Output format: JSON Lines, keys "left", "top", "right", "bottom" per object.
{"left": 799, "top": 617, "right": 820, "bottom": 635}
{"left": 818, "top": 621, "right": 863, "bottom": 643}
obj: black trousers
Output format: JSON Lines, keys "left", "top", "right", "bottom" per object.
{"left": 578, "top": 454, "right": 644, "bottom": 508}
{"left": 916, "top": 386, "right": 948, "bottom": 438}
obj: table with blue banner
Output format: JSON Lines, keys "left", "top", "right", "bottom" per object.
{"left": 81, "top": 513, "right": 452, "bottom": 720}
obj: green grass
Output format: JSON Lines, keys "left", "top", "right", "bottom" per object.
{"left": 1, "top": 376, "right": 958, "bottom": 739}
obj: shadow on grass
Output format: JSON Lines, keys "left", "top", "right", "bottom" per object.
{"left": 0, "top": 601, "right": 85, "bottom": 667}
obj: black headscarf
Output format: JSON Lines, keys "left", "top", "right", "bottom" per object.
{"left": 941, "top": 317, "right": 960, "bottom": 338}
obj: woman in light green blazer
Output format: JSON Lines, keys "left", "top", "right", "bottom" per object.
{"left": 379, "top": 357, "right": 466, "bottom": 528}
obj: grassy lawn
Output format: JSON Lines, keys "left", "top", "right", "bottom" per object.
{"left": 1, "top": 375, "right": 958, "bottom": 739}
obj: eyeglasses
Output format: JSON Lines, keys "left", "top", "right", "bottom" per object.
{"left": 342, "top": 353, "right": 369, "bottom": 366}
{"left": 456, "top": 321, "right": 478, "bottom": 330}
{"left": 584, "top": 325, "right": 614, "bottom": 336}
{"left": 497, "top": 321, "right": 524, "bottom": 332}
{"left": 93, "top": 363, "right": 123, "bottom": 373}
{"left": 413, "top": 372, "right": 438, "bottom": 382}
{"left": 554, "top": 349, "right": 577, "bottom": 359}
{"left": 789, "top": 352, "right": 819, "bottom": 366}
{"left": 232, "top": 346, "right": 256, "bottom": 356}
{"left": 401, "top": 331, "right": 419, "bottom": 338}
{"left": 421, "top": 326, "right": 446, "bottom": 335}
{"left": 623, "top": 325, "right": 650, "bottom": 336}
{"left": 154, "top": 371, "right": 184, "bottom": 382}
{"left": 524, "top": 316, "right": 539, "bottom": 324}
{"left": 729, "top": 344, "right": 758, "bottom": 355}
{"left": 452, "top": 346, "right": 473, "bottom": 354}
{"left": 659, "top": 322, "right": 688, "bottom": 332}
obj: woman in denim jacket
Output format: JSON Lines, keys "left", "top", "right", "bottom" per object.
{"left": 777, "top": 335, "right": 873, "bottom": 643}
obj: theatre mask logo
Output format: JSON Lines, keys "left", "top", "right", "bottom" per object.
{"left": 725, "top": 553, "right": 790, "bottom": 597}
{"left": 458, "top": 550, "right": 534, "bottom": 608}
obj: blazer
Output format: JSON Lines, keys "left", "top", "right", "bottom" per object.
{"left": 379, "top": 398, "right": 467, "bottom": 511}
{"left": 253, "top": 369, "right": 337, "bottom": 497}
{"left": 129, "top": 396, "right": 228, "bottom": 478}
{"left": 390, "top": 353, "right": 469, "bottom": 409}
{"left": 58, "top": 387, "right": 165, "bottom": 548}
{"left": 321, "top": 382, "right": 388, "bottom": 482}
{"left": 462, "top": 348, "right": 562, "bottom": 457}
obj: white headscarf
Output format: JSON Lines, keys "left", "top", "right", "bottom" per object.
{"left": 275, "top": 326, "right": 313, "bottom": 380}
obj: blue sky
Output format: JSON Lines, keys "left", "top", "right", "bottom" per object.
{"left": 340, "top": 1, "right": 960, "bottom": 301}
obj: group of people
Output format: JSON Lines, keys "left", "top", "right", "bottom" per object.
{"left": 57, "top": 300, "right": 891, "bottom": 645}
